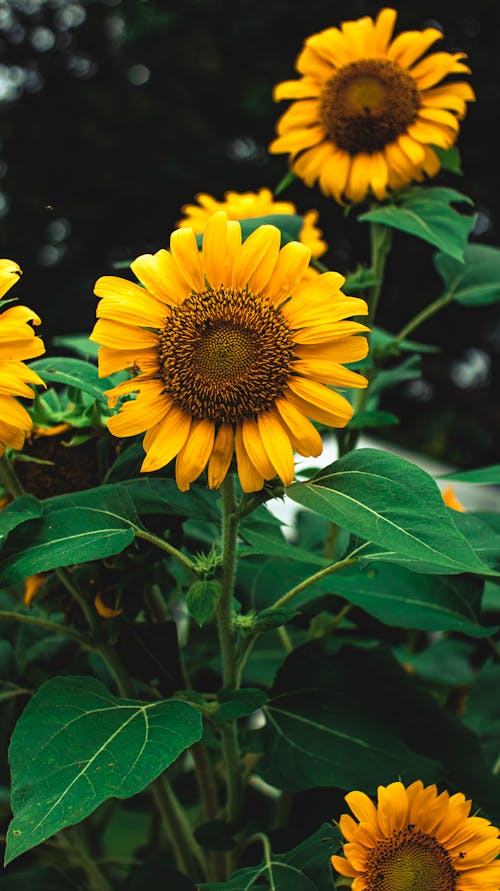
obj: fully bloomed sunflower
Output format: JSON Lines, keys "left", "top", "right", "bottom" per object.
{"left": 177, "top": 188, "right": 327, "bottom": 265}
{"left": 0, "top": 260, "right": 45, "bottom": 455}
{"left": 269, "top": 8, "right": 475, "bottom": 204}
{"left": 332, "top": 781, "right": 500, "bottom": 891}
{"left": 90, "top": 211, "right": 369, "bottom": 492}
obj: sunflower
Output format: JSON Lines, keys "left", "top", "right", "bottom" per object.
{"left": 0, "top": 260, "right": 45, "bottom": 456}
{"left": 90, "top": 211, "right": 369, "bottom": 493}
{"left": 177, "top": 188, "right": 327, "bottom": 265}
{"left": 269, "top": 8, "right": 475, "bottom": 204}
{"left": 331, "top": 781, "right": 500, "bottom": 891}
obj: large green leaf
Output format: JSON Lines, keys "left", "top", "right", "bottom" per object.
{"left": 260, "top": 643, "right": 500, "bottom": 822}
{"left": 200, "top": 864, "right": 316, "bottom": 890}
{"left": 29, "top": 357, "right": 111, "bottom": 403}
{"left": 434, "top": 244, "right": 500, "bottom": 305}
{"left": 287, "top": 448, "right": 495, "bottom": 575}
{"left": 0, "top": 486, "right": 139, "bottom": 584}
{"left": 464, "top": 661, "right": 500, "bottom": 771}
{"left": 360, "top": 187, "right": 475, "bottom": 260}
{"left": 261, "top": 688, "right": 437, "bottom": 793}
{"left": 5, "top": 675, "right": 203, "bottom": 864}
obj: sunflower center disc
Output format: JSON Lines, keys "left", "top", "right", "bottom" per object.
{"left": 320, "top": 58, "right": 420, "bottom": 153}
{"left": 365, "top": 826, "right": 457, "bottom": 891}
{"left": 158, "top": 286, "right": 295, "bottom": 423}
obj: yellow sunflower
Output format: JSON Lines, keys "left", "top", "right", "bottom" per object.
{"left": 177, "top": 188, "right": 327, "bottom": 264}
{"left": 90, "top": 211, "right": 369, "bottom": 493}
{"left": 0, "top": 260, "right": 45, "bottom": 456}
{"left": 332, "top": 781, "right": 500, "bottom": 891}
{"left": 269, "top": 8, "right": 475, "bottom": 204}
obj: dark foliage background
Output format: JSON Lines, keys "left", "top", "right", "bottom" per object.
{"left": 0, "top": 0, "right": 499, "bottom": 468}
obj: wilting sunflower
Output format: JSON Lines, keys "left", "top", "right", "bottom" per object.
{"left": 177, "top": 188, "right": 327, "bottom": 265}
{"left": 332, "top": 781, "right": 500, "bottom": 891}
{"left": 90, "top": 211, "right": 369, "bottom": 492}
{"left": 269, "top": 8, "right": 475, "bottom": 204}
{"left": 0, "top": 260, "right": 45, "bottom": 455}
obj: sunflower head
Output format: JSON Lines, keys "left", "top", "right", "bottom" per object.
{"left": 0, "top": 259, "right": 45, "bottom": 456}
{"left": 90, "top": 211, "right": 370, "bottom": 493}
{"left": 269, "top": 8, "right": 475, "bottom": 204}
{"left": 332, "top": 781, "right": 500, "bottom": 891}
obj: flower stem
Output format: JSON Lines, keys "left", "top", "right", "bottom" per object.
{"left": 134, "top": 526, "right": 199, "bottom": 575}
{"left": 216, "top": 475, "right": 244, "bottom": 877}
{"left": 151, "top": 773, "right": 206, "bottom": 880}
{"left": 271, "top": 556, "right": 358, "bottom": 610}
{"left": 366, "top": 220, "right": 393, "bottom": 326}
{"left": 395, "top": 290, "right": 454, "bottom": 343}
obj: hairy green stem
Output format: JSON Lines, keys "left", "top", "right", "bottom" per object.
{"left": 134, "top": 527, "right": 199, "bottom": 574}
{"left": 271, "top": 556, "right": 358, "bottom": 609}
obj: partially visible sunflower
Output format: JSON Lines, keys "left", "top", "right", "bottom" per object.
{"left": 442, "top": 485, "right": 465, "bottom": 512}
{"left": 269, "top": 8, "right": 475, "bottom": 204}
{"left": 0, "top": 260, "right": 45, "bottom": 455}
{"left": 90, "top": 211, "right": 369, "bottom": 493}
{"left": 177, "top": 188, "right": 327, "bottom": 267}
{"left": 332, "top": 780, "right": 500, "bottom": 891}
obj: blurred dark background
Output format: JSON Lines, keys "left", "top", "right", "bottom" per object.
{"left": 0, "top": 0, "right": 499, "bottom": 469}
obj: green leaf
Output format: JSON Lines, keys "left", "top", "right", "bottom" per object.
{"left": 360, "top": 187, "right": 475, "bottom": 260}
{"left": 196, "top": 215, "right": 304, "bottom": 250}
{"left": 262, "top": 688, "right": 437, "bottom": 792}
{"left": 347, "top": 409, "right": 399, "bottom": 429}
{"left": 0, "top": 486, "right": 139, "bottom": 584}
{"left": 432, "top": 144, "right": 463, "bottom": 175}
{"left": 5, "top": 675, "right": 203, "bottom": 864}
{"left": 51, "top": 335, "right": 100, "bottom": 361}
{"left": 215, "top": 687, "right": 268, "bottom": 724}
{"left": 122, "top": 477, "right": 220, "bottom": 522}
{"left": 200, "top": 863, "right": 316, "bottom": 890}
{"left": 287, "top": 448, "right": 494, "bottom": 576}
{"left": 396, "top": 639, "right": 475, "bottom": 687}
{"left": 281, "top": 822, "right": 341, "bottom": 891}
{"left": 0, "top": 495, "right": 42, "bottom": 541}
{"left": 440, "top": 464, "right": 500, "bottom": 484}
{"left": 434, "top": 244, "right": 500, "bottom": 305}
{"left": 368, "top": 355, "right": 422, "bottom": 397}
{"left": 344, "top": 265, "right": 380, "bottom": 295}
{"left": 186, "top": 579, "right": 222, "bottom": 627}
{"left": 324, "top": 562, "right": 493, "bottom": 636}
{"left": 29, "top": 357, "right": 111, "bottom": 403}
{"left": 239, "top": 527, "right": 326, "bottom": 566}
{"left": 274, "top": 170, "right": 297, "bottom": 196}
{"left": 370, "top": 325, "right": 439, "bottom": 355}
{"left": 464, "top": 661, "right": 500, "bottom": 771}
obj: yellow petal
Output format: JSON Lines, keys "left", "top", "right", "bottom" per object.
{"left": 388, "top": 27, "right": 443, "bottom": 68}
{"left": 373, "top": 8, "right": 397, "bottom": 55}
{"left": 235, "top": 424, "right": 264, "bottom": 493}
{"left": 107, "top": 381, "right": 172, "bottom": 437}
{"left": 269, "top": 126, "right": 326, "bottom": 156}
{"left": 294, "top": 142, "right": 337, "bottom": 188}
{"left": 141, "top": 405, "right": 192, "bottom": 473}
{"left": 376, "top": 782, "right": 408, "bottom": 836}
{"left": 175, "top": 418, "right": 215, "bottom": 491}
{"left": 95, "top": 276, "right": 168, "bottom": 327}
{"left": 292, "top": 320, "right": 369, "bottom": 345}
{"left": 169, "top": 227, "right": 205, "bottom": 293}
{"left": 274, "top": 395, "right": 323, "bottom": 457}
{"left": 0, "top": 418, "right": 26, "bottom": 451}
{"left": 0, "top": 259, "right": 22, "bottom": 299}
{"left": 0, "top": 393, "right": 32, "bottom": 429}
{"left": 90, "top": 318, "right": 159, "bottom": 350}
{"left": 208, "top": 423, "right": 234, "bottom": 489}
{"left": 257, "top": 408, "right": 295, "bottom": 487}
{"left": 265, "top": 242, "right": 311, "bottom": 305}
{"left": 203, "top": 211, "right": 242, "bottom": 289}
{"left": 345, "top": 153, "right": 372, "bottom": 203}
{"left": 318, "top": 148, "right": 352, "bottom": 204}
{"left": 369, "top": 152, "right": 389, "bottom": 200}
{"left": 130, "top": 251, "right": 191, "bottom": 305}
{"left": 97, "top": 345, "right": 159, "bottom": 377}
{"left": 292, "top": 358, "right": 368, "bottom": 389}
{"left": 286, "top": 377, "right": 353, "bottom": 427}
{"left": 232, "top": 224, "right": 281, "bottom": 293}
{"left": 274, "top": 77, "right": 322, "bottom": 101}
{"left": 242, "top": 417, "right": 276, "bottom": 479}
{"left": 295, "top": 333, "right": 369, "bottom": 363}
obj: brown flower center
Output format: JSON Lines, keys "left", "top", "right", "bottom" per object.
{"left": 158, "top": 286, "right": 295, "bottom": 423}
{"left": 320, "top": 58, "right": 420, "bottom": 154}
{"left": 365, "top": 825, "right": 457, "bottom": 891}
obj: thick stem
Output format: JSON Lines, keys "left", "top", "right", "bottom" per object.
{"left": 216, "top": 475, "right": 244, "bottom": 878}
{"left": 271, "top": 556, "right": 358, "bottom": 610}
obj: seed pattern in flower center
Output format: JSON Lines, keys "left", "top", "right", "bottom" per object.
{"left": 320, "top": 58, "right": 420, "bottom": 154}
{"left": 158, "top": 286, "right": 295, "bottom": 423}
{"left": 365, "top": 825, "right": 457, "bottom": 891}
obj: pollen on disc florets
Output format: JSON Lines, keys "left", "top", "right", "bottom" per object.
{"left": 158, "top": 285, "right": 296, "bottom": 424}
{"left": 320, "top": 58, "right": 420, "bottom": 154}
{"left": 365, "top": 825, "right": 457, "bottom": 891}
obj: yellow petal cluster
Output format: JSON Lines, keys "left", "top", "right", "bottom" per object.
{"left": 0, "top": 260, "right": 45, "bottom": 456}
